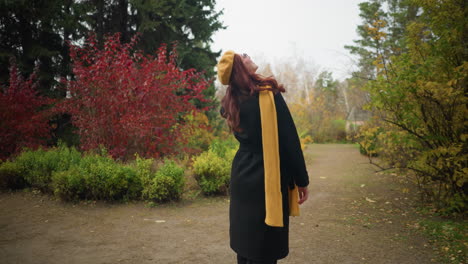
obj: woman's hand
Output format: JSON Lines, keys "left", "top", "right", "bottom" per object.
{"left": 298, "top": 186, "right": 309, "bottom": 205}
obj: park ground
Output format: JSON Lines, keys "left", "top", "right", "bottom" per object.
{"left": 0, "top": 144, "right": 452, "bottom": 263}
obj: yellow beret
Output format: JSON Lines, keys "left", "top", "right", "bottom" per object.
{"left": 217, "top": 50, "right": 235, "bottom": 85}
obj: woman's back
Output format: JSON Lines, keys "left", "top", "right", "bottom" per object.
{"left": 217, "top": 50, "right": 309, "bottom": 263}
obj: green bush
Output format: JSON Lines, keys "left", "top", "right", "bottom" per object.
{"left": 155, "top": 159, "right": 185, "bottom": 197}
{"left": 0, "top": 161, "right": 27, "bottom": 189}
{"left": 356, "top": 125, "right": 383, "bottom": 157}
{"left": 143, "top": 176, "right": 177, "bottom": 202}
{"left": 13, "top": 141, "right": 82, "bottom": 192}
{"left": 2, "top": 142, "right": 187, "bottom": 203}
{"left": 192, "top": 148, "right": 234, "bottom": 195}
{"left": 125, "top": 163, "right": 144, "bottom": 200}
{"left": 14, "top": 148, "right": 56, "bottom": 192}
{"left": 134, "top": 154, "right": 154, "bottom": 187}
{"left": 141, "top": 158, "right": 185, "bottom": 202}
{"left": 331, "top": 119, "right": 347, "bottom": 142}
{"left": 52, "top": 152, "right": 142, "bottom": 201}
{"left": 79, "top": 154, "right": 140, "bottom": 200}
{"left": 51, "top": 165, "right": 86, "bottom": 201}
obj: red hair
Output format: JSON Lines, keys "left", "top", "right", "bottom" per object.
{"left": 220, "top": 54, "right": 286, "bottom": 133}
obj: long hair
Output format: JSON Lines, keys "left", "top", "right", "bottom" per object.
{"left": 220, "top": 53, "right": 286, "bottom": 133}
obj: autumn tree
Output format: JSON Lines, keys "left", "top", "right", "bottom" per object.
{"left": 54, "top": 33, "right": 211, "bottom": 161}
{"left": 0, "top": 59, "right": 56, "bottom": 161}
{"left": 344, "top": 0, "right": 418, "bottom": 81}
{"left": 269, "top": 55, "right": 349, "bottom": 143}
{"left": 1, "top": 0, "right": 224, "bottom": 147}
{"left": 352, "top": 0, "right": 467, "bottom": 214}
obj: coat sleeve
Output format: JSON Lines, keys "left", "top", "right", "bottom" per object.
{"left": 274, "top": 92, "right": 310, "bottom": 187}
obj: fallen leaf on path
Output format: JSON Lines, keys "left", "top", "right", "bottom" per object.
{"left": 319, "top": 176, "right": 327, "bottom": 179}
{"left": 365, "top": 197, "right": 376, "bottom": 203}
{"left": 155, "top": 220, "right": 166, "bottom": 223}
{"left": 360, "top": 184, "right": 365, "bottom": 188}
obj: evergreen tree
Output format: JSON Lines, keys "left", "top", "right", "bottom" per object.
{"left": 81, "top": 0, "right": 225, "bottom": 77}
{"left": 344, "top": 0, "right": 418, "bottom": 80}
{"left": 0, "top": 0, "right": 87, "bottom": 97}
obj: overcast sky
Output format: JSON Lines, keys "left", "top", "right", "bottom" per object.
{"left": 211, "top": 0, "right": 364, "bottom": 81}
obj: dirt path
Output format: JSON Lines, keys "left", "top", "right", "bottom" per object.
{"left": 0, "top": 144, "right": 439, "bottom": 264}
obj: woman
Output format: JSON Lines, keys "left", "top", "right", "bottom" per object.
{"left": 217, "top": 50, "right": 310, "bottom": 264}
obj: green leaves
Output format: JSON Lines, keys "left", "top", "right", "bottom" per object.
{"left": 349, "top": 0, "right": 467, "bottom": 214}
{"left": 191, "top": 139, "right": 236, "bottom": 195}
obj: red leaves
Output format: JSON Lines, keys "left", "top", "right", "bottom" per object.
{"left": 0, "top": 58, "right": 56, "bottom": 160}
{"left": 58, "top": 33, "right": 211, "bottom": 160}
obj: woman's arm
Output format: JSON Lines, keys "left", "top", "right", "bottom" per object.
{"left": 274, "top": 92, "right": 310, "bottom": 187}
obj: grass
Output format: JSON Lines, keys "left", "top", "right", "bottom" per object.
{"left": 417, "top": 218, "right": 467, "bottom": 264}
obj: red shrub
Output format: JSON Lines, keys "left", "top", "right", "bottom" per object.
{"left": 54, "top": 33, "right": 211, "bottom": 160}
{"left": 0, "top": 59, "right": 56, "bottom": 161}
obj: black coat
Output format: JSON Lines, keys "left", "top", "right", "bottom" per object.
{"left": 220, "top": 91, "right": 309, "bottom": 261}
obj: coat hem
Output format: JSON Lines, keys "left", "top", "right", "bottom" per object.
{"left": 230, "top": 245, "right": 289, "bottom": 262}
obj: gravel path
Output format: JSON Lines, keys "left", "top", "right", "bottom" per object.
{"left": 0, "top": 144, "right": 439, "bottom": 264}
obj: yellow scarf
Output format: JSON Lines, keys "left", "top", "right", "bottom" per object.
{"left": 259, "top": 88, "right": 300, "bottom": 227}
